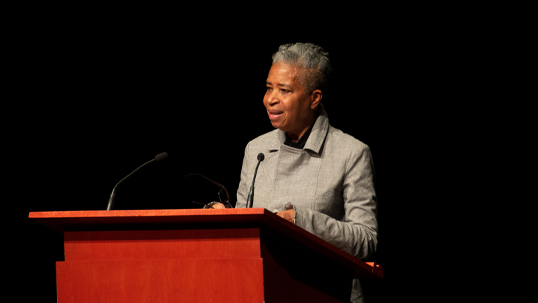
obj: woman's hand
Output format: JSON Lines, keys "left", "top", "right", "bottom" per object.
{"left": 276, "top": 209, "right": 295, "bottom": 224}
{"left": 204, "top": 202, "right": 226, "bottom": 209}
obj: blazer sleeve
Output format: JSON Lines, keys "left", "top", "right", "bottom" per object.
{"left": 294, "top": 145, "right": 378, "bottom": 260}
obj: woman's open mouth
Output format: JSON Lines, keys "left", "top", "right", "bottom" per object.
{"left": 268, "top": 109, "right": 284, "bottom": 120}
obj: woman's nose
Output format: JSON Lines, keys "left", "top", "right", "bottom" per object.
{"left": 266, "top": 92, "right": 279, "bottom": 105}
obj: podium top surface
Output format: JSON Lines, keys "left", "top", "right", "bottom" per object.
{"left": 29, "top": 208, "right": 383, "bottom": 279}
{"left": 29, "top": 208, "right": 267, "bottom": 219}
{"left": 30, "top": 208, "right": 266, "bottom": 224}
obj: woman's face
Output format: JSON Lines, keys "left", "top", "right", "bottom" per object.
{"left": 263, "top": 62, "right": 315, "bottom": 138}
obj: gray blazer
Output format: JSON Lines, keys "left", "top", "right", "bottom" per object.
{"left": 236, "top": 106, "right": 378, "bottom": 302}
{"left": 236, "top": 106, "right": 378, "bottom": 260}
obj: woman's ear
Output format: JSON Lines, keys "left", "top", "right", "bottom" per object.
{"left": 311, "top": 89, "right": 322, "bottom": 109}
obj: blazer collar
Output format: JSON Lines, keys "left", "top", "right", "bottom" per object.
{"left": 268, "top": 104, "right": 329, "bottom": 154}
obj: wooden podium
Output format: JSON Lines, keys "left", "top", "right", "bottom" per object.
{"left": 29, "top": 208, "right": 382, "bottom": 303}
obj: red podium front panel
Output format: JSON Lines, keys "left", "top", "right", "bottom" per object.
{"left": 57, "top": 227, "right": 265, "bottom": 302}
{"left": 56, "top": 259, "right": 264, "bottom": 302}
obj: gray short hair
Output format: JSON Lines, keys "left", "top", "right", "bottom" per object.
{"left": 271, "top": 42, "right": 332, "bottom": 95}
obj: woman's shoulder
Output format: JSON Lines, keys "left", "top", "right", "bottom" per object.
{"left": 327, "top": 125, "right": 370, "bottom": 152}
{"left": 247, "top": 129, "right": 279, "bottom": 146}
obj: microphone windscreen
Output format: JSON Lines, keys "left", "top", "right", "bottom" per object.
{"left": 257, "top": 153, "right": 265, "bottom": 161}
{"left": 155, "top": 152, "right": 169, "bottom": 162}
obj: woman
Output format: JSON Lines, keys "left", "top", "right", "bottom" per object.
{"left": 214, "top": 42, "right": 378, "bottom": 303}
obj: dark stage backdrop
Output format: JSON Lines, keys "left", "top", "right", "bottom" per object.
{"left": 12, "top": 14, "right": 446, "bottom": 302}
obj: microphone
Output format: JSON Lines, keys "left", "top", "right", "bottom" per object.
{"left": 246, "top": 153, "right": 265, "bottom": 208}
{"left": 183, "top": 173, "right": 232, "bottom": 208}
{"left": 106, "top": 152, "right": 168, "bottom": 210}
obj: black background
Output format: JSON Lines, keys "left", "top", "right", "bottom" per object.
{"left": 8, "top": 5, "right": 479, "bottom": 302}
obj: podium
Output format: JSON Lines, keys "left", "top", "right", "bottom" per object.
{"left": 29, "top": 208, "right": 383, "bottom": 302}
